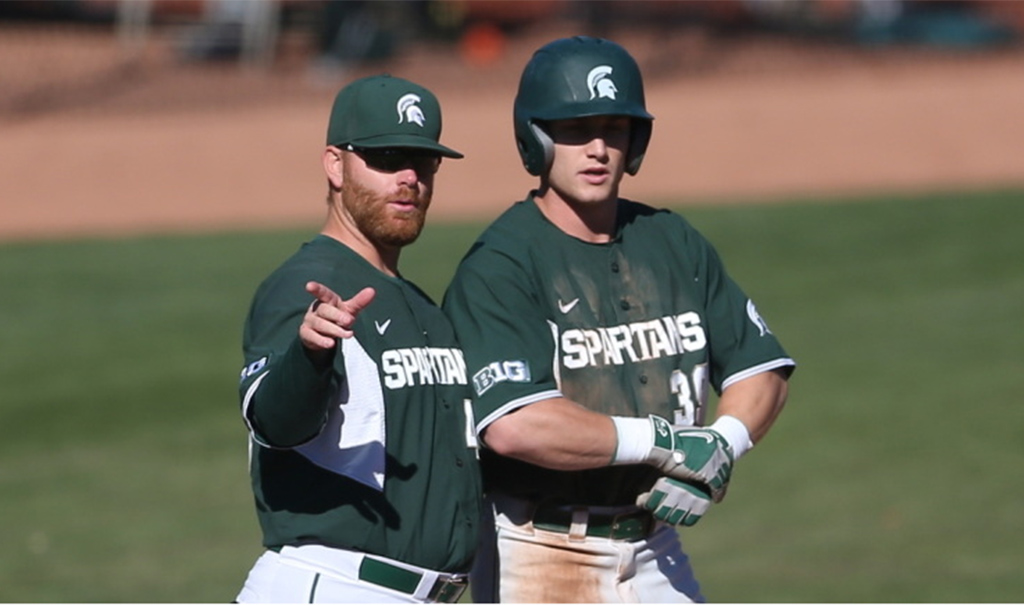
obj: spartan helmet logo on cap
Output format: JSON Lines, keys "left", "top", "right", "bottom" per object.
{"left": 587, "top": 65, "right": 617, "bottom": 100}
{"left": 397, "top": 93, "right": 425, "bottom": 127}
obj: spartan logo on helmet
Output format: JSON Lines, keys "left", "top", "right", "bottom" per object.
{"left": 587, "top": 65, "right": 617, "bottom": 100}
{"left": 396, "top": 93, "right": 426, "bottom": 127}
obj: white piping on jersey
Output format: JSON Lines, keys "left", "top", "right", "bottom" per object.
{"left": 548, "top": 319, "right": 562, "bottom": 390}
{"left": 721, "top": 358, "right": 796, "bottom": 391}
{"left": 476, "top": 389, "right": 562, "bottom": 437}
{"left": 242, "top": 371, "right": 273, "bottom": 448}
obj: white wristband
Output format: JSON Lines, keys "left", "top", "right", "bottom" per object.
{"left": 610, "top": 416, "right": 654, "bottom": 465}
{"left": 710, "top": 415, "right": 753, "bottom": 460}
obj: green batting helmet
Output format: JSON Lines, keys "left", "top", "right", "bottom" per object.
{"left": 513, "top": 36, "right": 654, "bottom": 176}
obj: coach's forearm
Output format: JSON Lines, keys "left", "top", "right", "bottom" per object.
{"left": 481, "top": 397, "right": 617, "bottom": 470}
{"left": 249, "top": 338, "right": 335, "bottom": 447}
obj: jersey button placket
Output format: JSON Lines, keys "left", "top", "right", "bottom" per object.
{"left": 609, "top": 248, "right": 635, "bottom": 319}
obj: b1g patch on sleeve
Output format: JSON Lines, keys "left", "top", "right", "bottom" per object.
{"left": 239, "top": 355, "right": 269, "bottom": 383}
{"left": 472, "top": 360, "right": 531, "bottom": 396}
{"left": 746, "top": 299, "right": 773, "bottom": 336}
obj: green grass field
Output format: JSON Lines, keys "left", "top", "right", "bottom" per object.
{"left": 1, "top": 189, "right": 1022, "bottom": 602}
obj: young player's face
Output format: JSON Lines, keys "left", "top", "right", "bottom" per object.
{"left": 341, "top": 148, "right": 438, "bottom": 247}
{"left": 545, "top": 116, "right": 630, "bottom": 205}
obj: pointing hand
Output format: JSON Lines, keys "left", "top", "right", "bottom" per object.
{"left": 299, "top": 281, "right": 376, "bottom": 351}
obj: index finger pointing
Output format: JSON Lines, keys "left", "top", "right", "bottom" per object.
{"left": 306, "top": 281, "right": 341, "bottom": 307}
{"left": 340, "top": 287, "right": 376, "bottom": 317}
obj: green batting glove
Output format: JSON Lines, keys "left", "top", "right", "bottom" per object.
{"left": 636, "top": 476, "right": 712, "bottom": 527}
{"left": 646, "top": 415, "right": 734, "bottom": 502}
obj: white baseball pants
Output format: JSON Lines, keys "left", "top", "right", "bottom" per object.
{"left": 236, "top": 544, "right": 466, "bottom": 603}
{"left": 470, "top": 494, "right": 705, "bottom": 603}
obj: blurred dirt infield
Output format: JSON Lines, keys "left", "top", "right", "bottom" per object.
{"left": 2, "top": 22, "right": 1024, "bottom": 240}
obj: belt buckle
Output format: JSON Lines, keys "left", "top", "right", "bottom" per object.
{"left": 429, "top": 576, "right": 467, "bottom": 603}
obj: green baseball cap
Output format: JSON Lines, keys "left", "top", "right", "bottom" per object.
{"left": 326, "top": 74, "right": 463, "bottom": 159}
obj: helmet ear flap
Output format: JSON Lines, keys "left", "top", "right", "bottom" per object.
{"left": 625, "top": 118, "right": 652, "bottom": 176}
{"left": 516, "top": 120, "right": 554, "bottom": 176}
{"left": 530, "top": 121, "right": 554, "bottom": 176}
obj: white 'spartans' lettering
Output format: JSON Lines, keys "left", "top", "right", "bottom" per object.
{"left": 382, "top": 347, "right": 467, "bottom": 389}
{"left": 472, "top": 360, "right": 531, "bottom": 396}
{"left": 561, "top": 312, "right": 707, "bottom": 369}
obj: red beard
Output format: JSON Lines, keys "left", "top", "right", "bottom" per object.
{"left": 341, "top": 179, "right": 432, "bottom": 247}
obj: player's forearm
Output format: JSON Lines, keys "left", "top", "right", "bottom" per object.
{"left": 715, "top": 368, "right": 789, "bottom": 444}
{"left": 481, "top": 397, "right": 617, "bottom": 470}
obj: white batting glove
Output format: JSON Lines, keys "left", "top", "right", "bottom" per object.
{"left": 636, "top": 476, "right": 712, "bottom": 527}
{"left": 647, "top": 415, "right": 734, "bottom": 501}
{"left": 612, "top": 415, "right": 746, "bottom": 502}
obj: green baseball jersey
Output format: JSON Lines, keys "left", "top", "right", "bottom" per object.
{"left": 239, "top": 235, "right": 481, "bottom": 573}
{"left": 442, "top": 196, "right": 795, "bottom": 507}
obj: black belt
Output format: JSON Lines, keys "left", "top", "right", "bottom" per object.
{"left": 358, "top": 557, "right": 467, "bottom": 603}
{"left": 532, "top": 504, "right": 656, "bottom": 541}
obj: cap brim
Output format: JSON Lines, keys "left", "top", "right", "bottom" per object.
{"left": 346, "top": 134, "right": 464, "bottom": 159}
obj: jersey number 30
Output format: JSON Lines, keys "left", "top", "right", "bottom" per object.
{"left": 670, "top": 364, "right": 709, "bottom": 426}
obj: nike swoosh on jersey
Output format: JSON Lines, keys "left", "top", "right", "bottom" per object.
{"left": 375, "top": 319, "right": 392, "bottom": 335}
{"left": 558, "top": 298, "right": 580, "bottom": 314}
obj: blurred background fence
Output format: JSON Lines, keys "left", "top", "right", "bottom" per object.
{"left": 3, "top": 0, "right": 1023, "bottom": 122}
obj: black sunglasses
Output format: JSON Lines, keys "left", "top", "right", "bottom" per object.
{"left": 347, "top": 146, "right": 441, "bottom": 174}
